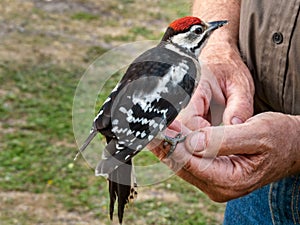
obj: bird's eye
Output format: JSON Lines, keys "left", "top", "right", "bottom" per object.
{"left": 194, "top": 27, "right": 203, "bottom": 35}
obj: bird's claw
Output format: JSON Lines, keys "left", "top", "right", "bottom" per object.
{"left": 163, "top": 133, "right": 186, "bottom": 157}
{"left": 128, "top": 185, "right": 138, "bottom": 203}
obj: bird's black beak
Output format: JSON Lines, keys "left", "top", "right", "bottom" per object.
{"left": 207, "top": 20, "right": 228, "bottom": 32}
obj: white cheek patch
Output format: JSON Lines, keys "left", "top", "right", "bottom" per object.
{"left": 170, "top": 32, "right": 189, "bottom": 47}
{"left": 169, "top": 29, "right": 206, "bottom": 54}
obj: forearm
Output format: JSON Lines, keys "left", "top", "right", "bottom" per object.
{"left": 192, "top": 0, "right": 240, "bottom": 45}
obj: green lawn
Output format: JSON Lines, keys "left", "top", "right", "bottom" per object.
{"left": 0, "top": 0, "right": 225, "bottom": 224}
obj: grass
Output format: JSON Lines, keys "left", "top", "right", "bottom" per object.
{"left": 0, "top": 0, "right": 225, "bottom": 224}
{"left": 129, "top": 26, "right": 157, "bottom": 39}
{"left": 71, "top": 12, "right": 99, "bottom": 21}
{"left": 0, "top": 64, "right": 105, "bottom": 214}
{"left": 84, "top": 46, "right": 109, "bottom": 63}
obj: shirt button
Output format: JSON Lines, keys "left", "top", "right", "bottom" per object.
{"left": 272, "top": 32, "right": 283, "bottom": 44}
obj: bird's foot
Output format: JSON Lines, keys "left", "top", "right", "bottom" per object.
{"left": 163, "top": 133, "right": 186, "bottom": 157}
{"left": 128, "top": 183, "right": 138, "bottom": 204}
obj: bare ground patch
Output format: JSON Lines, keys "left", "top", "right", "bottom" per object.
{"left": 0, "top": 191, "right": 104, "bottom": 225}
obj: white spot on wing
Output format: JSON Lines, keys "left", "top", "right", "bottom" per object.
{"left": 148, "top": 135, "right": 154, "bottom": 141}
{"left": 95, "top": 170, "right": 108, "bottom": 178}
{"left": 142, "top": 118, "right": 148, "bottom": 125}
{"left": 149, "top": 120, "right": 155, "bottom": 126}
{"left": 116, "top": 144, "right": 123, "bottom": 150}
{"left": 103, "top": 97, "right": 111, "bottom": 104}
{"left": 94, "top": 110, "right": 103, "bottom": 121}
{"left": 140, "top": 131, "right": 146, "bottom": 138}
{"left": 112, "top": 119, "right": 119, "bottom": 125}
{"left": 159, "top": 123, "right": 164, "bottom": 131}
{"left": 130, "top": 137, "right": 137, "bottom": 143}
{"left": 112, "top": 126, "right": 128, "bottom": 134}
{"left": 135, "top": 131, "right": 141, "bottom": 137}
{"left": 111, "top": 83, "right": 120, "bottom": 93}
{"left": 119, "top": 107, "right": 127, "bottom": 114}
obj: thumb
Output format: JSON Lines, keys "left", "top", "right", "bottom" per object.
{"left": 185, "top": 126, "right": 224, "bottom": 158}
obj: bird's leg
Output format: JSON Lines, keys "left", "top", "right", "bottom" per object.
{"left": 163, "top": 133, "right": 186, "bottom": 157}
{"left": 128, "top": 165, "right": 138, "bottom": 203}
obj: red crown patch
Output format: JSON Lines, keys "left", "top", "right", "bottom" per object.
{"left": 169, "top": 16, "right": 202, "bottom": 31}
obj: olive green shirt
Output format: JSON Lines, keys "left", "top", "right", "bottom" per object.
{"left": 239, "top": 0, "right": 300, "bottom": 115}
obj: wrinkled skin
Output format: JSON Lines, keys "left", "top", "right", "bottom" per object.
{"left": 149, "top": 43, "right": 300, "bottom": 203}
{"left": 177, "top": 42, "right": 254, "bottom": 129}
{"left": 150, "top": 112, "right": 300, "bottom": 202}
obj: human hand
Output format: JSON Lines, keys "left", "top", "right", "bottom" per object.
{"left": 150, "top": 112, "right": 300, "bottom": 202}
{"left": 179, "top": 43, "right": 255, "bottom": 130}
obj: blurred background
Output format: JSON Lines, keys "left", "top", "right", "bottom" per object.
{"left": 0, "top": 0, "right": 225, "bottom": 224}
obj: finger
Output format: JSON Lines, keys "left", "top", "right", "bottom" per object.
{"left": 147, "top": 138, "right": 166, "bottom": 160}
{"left": 149, "top": 120, "right": 193, "bottom": 160}
{"left": 186, "top": 122, "right": 266, "bottom": 157}
{"left": 176, "top": 166, "right": 232, "bottom": 202}
{"left": 222, "top": 65, "right": 254, "bottom": 125}
{"left": 215, "top": 122, "right": 268, "bottom": 156}
{"left": 185, "top": 131, "right": 206, "bottom": 155}
{"left": 223, "top": 90, "right": 253, "bottom": 125}
{"left": 198, "top": 64, "right": 226, "bottom": 126}
{"left": 200, "top": 63, "right": 225, "bottom": 106}
{"left": 177, "top": 83, "right": 212, "bottom": 130}
{"left": 178, "top": 114, "right": 211, "bottom": 131}
{"left": 178, "top": 151, "right": 269, "bottom": 202}
{"left": 178, "top": 155, "right": 236, "bottom": 202}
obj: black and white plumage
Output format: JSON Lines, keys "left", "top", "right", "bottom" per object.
{"left": 75, "top": 16, "right": 227, "bottom": 224}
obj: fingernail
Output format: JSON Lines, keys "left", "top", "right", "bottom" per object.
{"left": 187, "top": 132, "right": 206, "bottom": 153}
{"left": 231, "top": 117, "right": 243, "bottom": 125}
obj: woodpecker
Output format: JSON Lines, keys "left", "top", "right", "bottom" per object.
{"left": 75, "top": 16, "right": 227, "bottom": 224}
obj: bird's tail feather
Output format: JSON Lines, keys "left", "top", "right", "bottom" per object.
{"left": 108, "top": 159, "right": 132, "bottom": 224}
{"left": 108, "top": 172, "right": 117, "bottom": 220}
{"left": 96, "top": 142, "right": 138, "bottom": 224}
{"left": 74, "top": 127, "right": 98, "bottom": 161}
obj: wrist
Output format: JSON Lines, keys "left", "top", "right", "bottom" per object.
{"left": 193, "top": 0, "right": 240, "bottom": 47}
{"left": 287, "top": 115, "right": 300, "bottom": 175}
{"left": 200, "top": 41, "right": 241, "bottom": 64}
{"left": 206, "top": 24, "right": 239, "bottom": 46}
